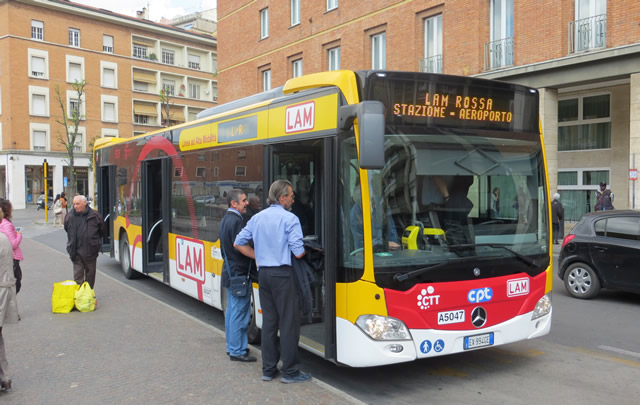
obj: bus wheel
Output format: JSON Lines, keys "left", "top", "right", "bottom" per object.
{"left": 120, "top": 236, "right": 138, "bottom": 279}
{"left": 248, "top": 288, "right": 261, "bottom": 343}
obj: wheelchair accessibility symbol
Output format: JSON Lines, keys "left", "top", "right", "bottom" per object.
{"left": 434, "top": 339, "right": 445, "bottom": 353}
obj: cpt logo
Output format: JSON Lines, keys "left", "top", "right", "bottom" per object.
{"left": 468, "top": 287, "right": 493, "bottom": 303}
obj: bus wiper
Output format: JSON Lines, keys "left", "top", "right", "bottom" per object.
{"left": 393, "top": 260, "right": 450, "bottom": 282}
{"left": 447, "top": 243, "right": 538, "bottom": 267}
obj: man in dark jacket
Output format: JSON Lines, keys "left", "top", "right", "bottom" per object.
{"left": 64, "top": 195, "right": 103, "bottom": 289}
{"left": 220, "top": 189, "right": 256, "bottom": 363}
{"left": 551, "top": 193, "right": 564, "bottom": 244}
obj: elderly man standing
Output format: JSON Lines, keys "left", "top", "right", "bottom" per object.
{"left": 64, "top": 195, "right": 103, "bottom": 289}
{"left": 234, "top": 179, "right": 310, "bottom": 384}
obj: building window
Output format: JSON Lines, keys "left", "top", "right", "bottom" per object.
{"left": 327, "top": 0, "right": 338, "bottom": 11}
{"left": 162, "top": 49, "right": 175, "bottom": 65}
{"left": 30, "top": 55, "right": 45, "bottom": 78}
{"left": 371, "top": 32, "right": 386, "bottom": 70}
{"left": 486, "top": 0, "right": 514, "bottom": 70}
{"left": 571, "top": 0, "right": 607, "bottom": 52}
{"left": 235, "top": 166, "right": 247, "bottom": 176}
{"left": 328, "top": 47, "right": 340, "bottom": 71}
{"left": 103, "top": 102, "right": 116, "bottom": 122}
{"left": 103, "top": 35, "right": 114, "bottom": 53}
{"left": 189, "top": 83, "right": 200, "bottom": 99}
{"left": 162, "top": 80, "right": 175, "bottom": 96}
{"left": 134, "top": 114, "right": 149, "bottom": 124}
{"left": 262, "top": 69, "right": 271, "bottom": 92}
{"left": 133, "top": 45, "right": 147, "bottom": 59}
{"left": 558, "top": 168, "right": 610, "bottom": 220}
{"left": 33, "top": 130, "right": 47, "bottom": 151}
{"left": 69, "top": 98, "right": 80, "bottom": 119}
{"left": 292, "top": 59, "right": 303, "bottom": 78}
{"left": 102, "top": 67, "right": 115, "bottom": 88}
{"left": 68, "top": 28, "right": 80, "bottom": 47}
{"left": 260, "top": 8, "right": 269, "bottom": 39}
{"left": 422, "top": 15, "right": 443, "bottom": 73}
{"left": 188, "top": 54, "right": 201, "bottom": 70}
{"left": 68, "top": 62, "right": 82, "bottom": 83}
{"left": 196, "top": 167, "right": 207, "bottom": 177}
{"left": 291, "top": 0, "right": 300, "bottom": 26}
{"left": 558, "top": 94, "right": 610, "bottom": 151}
{"left": 31, "top": 94, "right": 46, "bottom": 116}
{"left": 31, "top": 20, "right": 44, "bottom": 40}
{"left": 73, "top": 133, "right": 83, "bottom": 152}
{"left": 134, "top": 81, "right": 148, "bottom": 92}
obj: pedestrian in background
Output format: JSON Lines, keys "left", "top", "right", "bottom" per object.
{"left": 64, "top": 195, "right": 103, "bottom": 289}
{"left": 53, "top": 194, "right": 63, "bottom": 227}
{"left": 552, "top": 193, "right": 564, "bottom": 244}
{"left": 0, "top": 230, "right": 19, "bottom": 392}
{"left": 234, "top": 180, "right": 311, "bottom": 384}
{"left": 595, "top": 182, "right": 614, "bottom": 211}
{"left": 0, "top": 199, "right": 23, "bottom": 294}
{"left": 490, "top": 187, "right": 500, "bottom": 218}
{"left": 220, "top": 189, "right": 256, "bottom": 363}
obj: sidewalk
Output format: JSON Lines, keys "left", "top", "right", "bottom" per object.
{"left": 0, "top": 231, "right": 361, "bottom": 403}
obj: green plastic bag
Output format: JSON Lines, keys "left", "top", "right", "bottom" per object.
{"left": 74, "top": 282, "right": 96, "bottom": 312}
{"left": 52, "top": 280, "right": 79, "bottom": 313}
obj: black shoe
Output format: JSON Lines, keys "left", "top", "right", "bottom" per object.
{"left": 280, "top": 372, "right": 312, "bottom": 384}
{"left": 1, "top": 379, "right": 11, "bottom": 391}
{"left": 230, "top": 353, "right": 257, "bottom": 362}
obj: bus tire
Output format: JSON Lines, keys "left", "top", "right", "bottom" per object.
{"left": 120, "top": 236, "right": 139, "bottom": 279}
{"left": 248, "top": 288, "right": 261, "bottom": 344}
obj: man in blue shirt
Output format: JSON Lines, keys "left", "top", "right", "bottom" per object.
{"left": 234, "top": 179, "right": 311, "bottom": 384}
{"left": 220, "top": 189, "right": 256, "bottom": 362}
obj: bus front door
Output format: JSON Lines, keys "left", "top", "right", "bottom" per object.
{"left": 267, "top": 138, "right": 337, "bottom": 362}
{"left": 97, "top": 165, "right": 116, "bottom": 256}
{"left": 141, "top": 158, "right": 171, "bottom": 281}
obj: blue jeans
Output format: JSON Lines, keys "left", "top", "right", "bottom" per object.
{"left": 225, "top": 288, "right": 251, "bottom": 357}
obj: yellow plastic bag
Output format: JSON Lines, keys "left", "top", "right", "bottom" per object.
{"left": 52, "top": 280, "right": 79, "bottom": 313}
{"left": 74, "top": 282, "right": 96, "bottom": 312}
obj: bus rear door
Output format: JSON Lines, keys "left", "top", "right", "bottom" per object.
{"left": 141, "top": 157, "right": 171, "bottom": 281}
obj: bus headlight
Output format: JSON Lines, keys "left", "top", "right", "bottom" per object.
{"left": 531, "top": 293, "right": 552, "bottom": 320}
{"left": 355, "top": 315, "right": 411, "bottom": 340}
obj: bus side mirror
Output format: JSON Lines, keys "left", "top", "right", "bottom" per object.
{"left": 339, "top": 101, "right": 385, "bottom": 170}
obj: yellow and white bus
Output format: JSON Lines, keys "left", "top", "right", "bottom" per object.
{"left": 94, "top": 70, "right": 552, "bottom": 367}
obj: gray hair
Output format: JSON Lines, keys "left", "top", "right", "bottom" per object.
{"left": 227, "top": 189, "right": 245, "bottom": 207}
{"left": 74, "top": 195, "right": 87, "bottom": 203}
{"left": 267, "top": 179, "right": 293, "bottom": 205}
{"left": 553, "top": 193, "right": 560, "bottom": 200}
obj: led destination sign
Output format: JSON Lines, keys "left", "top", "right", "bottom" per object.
{"left": 365, "top": 73, "right": 539, "bottom": 133}
{"left": 393, "top": 93, "right": 513, "bottom": 123}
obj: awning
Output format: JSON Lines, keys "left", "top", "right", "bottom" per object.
{"left": 133, "top": 102, "right": 158, "bottom": 116}
{"left": 132, "top": 38, "right": 155, "bottom": 46}
{"left": 162, "top": 107, "right": 185, "bottom": 122}
{"left": 133, "top": 71, "right": 157, "bottom": 84}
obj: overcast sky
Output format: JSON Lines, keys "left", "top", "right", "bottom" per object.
{"left": 74, "top": 0, "right": 217, "bottom": 22}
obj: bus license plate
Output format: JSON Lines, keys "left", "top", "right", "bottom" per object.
{"left": 464, "top": 332, "right": 494, "bottom": 350}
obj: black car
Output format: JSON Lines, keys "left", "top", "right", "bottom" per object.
{"left": 558, "top": 210, "right": 640, "bottom": 299}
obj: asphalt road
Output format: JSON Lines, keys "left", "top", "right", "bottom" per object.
{"left": 18, "top": 208, "right": 640, "bottom": 404}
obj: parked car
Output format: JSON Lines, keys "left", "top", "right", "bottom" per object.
{"left": 558, "top": 210, "right": 640, "bottom": 299}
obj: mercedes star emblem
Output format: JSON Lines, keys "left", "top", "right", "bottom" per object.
{"left": 471, "top": 306, "right": 487, "bottom": 328}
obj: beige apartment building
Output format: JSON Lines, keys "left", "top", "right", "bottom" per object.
{"left": 217, "top": 0, "right": 640, "bottom": 220}
{"left": 0, "top": 0, "right": 218, "bottom": 208}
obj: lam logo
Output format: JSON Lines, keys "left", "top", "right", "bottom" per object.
{"left": 507, "top": 278, "right": 529, "bottom": 297}
{"left": 285, "top": 101, "right": 315, "bottom": 133}
{"left": 176, "top": 236, "right": 205, "bottom": 282}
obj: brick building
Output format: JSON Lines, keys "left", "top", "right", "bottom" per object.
{"left": 217, "top": 0, "right": 640, "bottom": 220}
{"left": 0, "top": 0, "right": 218, "bottom": 208}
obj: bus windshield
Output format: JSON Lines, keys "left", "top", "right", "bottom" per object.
{"left": 339, "top": 72, "right": 549, "bottom": 290}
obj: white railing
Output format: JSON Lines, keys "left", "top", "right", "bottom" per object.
{"left": 484, "top": 37, "right": 513, "bottom": 70}
{"left": 419, "top": 55, "right": 443, "bottom": 73}
{"left": 569, "top": 14, "right": 607, "bottom": 53}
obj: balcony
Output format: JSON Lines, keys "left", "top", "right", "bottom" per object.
{"left": 419, "top": 55, "right": 442, "bottom": 74}
{"left": 569, "top": 14, "right": 607, "bottom": 53}
{"left": 484, "top": 37, "right": 513, "bottom": 71}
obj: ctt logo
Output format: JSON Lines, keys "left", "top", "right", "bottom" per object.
{"left": 416, "top": 286, "right": 440, "bottom": 310}
{"left": 468, "top": 287, "right": 493, "bottom": 303}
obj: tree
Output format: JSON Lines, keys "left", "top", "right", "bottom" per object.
{"left": 159, "top": 86, "right": 174, "bottom": 128}
{"left": 54, "top": 79, "right": 87, "bottom": 197}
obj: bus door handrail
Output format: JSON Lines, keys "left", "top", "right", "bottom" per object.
{"left": 147, "top": 219, "right": 163, "bottom": 243}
